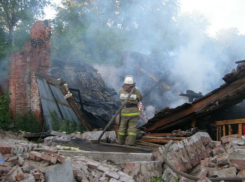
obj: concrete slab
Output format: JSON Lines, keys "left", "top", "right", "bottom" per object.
{"left": 58, "top": 150, "right": 153, "bottom": 165}
{"left": 45, "top": 160, "right": 75, "bottom": 182}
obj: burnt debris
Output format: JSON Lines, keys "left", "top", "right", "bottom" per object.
{"left": 50, "top": 59, "right": 120, "bottom": 129}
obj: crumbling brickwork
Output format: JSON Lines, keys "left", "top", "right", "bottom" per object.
{"left": 9, "top": 20, "right": 51, "bottom": 120}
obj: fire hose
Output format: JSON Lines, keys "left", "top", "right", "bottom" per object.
{"left": 97, "top": 87, "right": 136, "bottom": 144}
{"left": 164, "top": 140, "right": 245, "bottom": 181}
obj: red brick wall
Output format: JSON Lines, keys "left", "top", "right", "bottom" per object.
{"left": 9, "top": 20, "right": 51, "bottom": 121}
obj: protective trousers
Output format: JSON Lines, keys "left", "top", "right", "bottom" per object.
{"left": 118, "top": 115, "right": 137, "bottom": 145}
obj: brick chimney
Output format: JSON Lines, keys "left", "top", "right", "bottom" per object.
{"left": 9, "top": 20, "right": 51, "bottom": 120}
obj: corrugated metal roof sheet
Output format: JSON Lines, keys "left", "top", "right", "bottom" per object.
{"left": 37, "top": 77, "right": 79, "bottom": 130}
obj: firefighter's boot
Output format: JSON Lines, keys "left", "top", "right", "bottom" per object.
{"left": 118, "top": 134, "right": 126, "bottom": 145}
{"left": 127, "top": 135, "right": 137, "bottom": 146}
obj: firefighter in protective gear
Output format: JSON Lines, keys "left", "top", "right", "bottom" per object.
{"left": 118, "top": 75, "right": 143, "bottom": 146}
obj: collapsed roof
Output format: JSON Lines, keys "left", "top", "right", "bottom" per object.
{"left": 142, "top": 63, "right": 245, "bottom": 132}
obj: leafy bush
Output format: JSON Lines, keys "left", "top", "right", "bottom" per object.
{"left": 15, "top": 110, "right": 42, "bottom": 133}
{"left": 50, "top": 111, "right": 84, "bottom": 134}
{"left": 0, "top": 92, "right": 11, "bottom": 130}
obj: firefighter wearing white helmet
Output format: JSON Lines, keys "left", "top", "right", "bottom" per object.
{"left": 118, "top": 75, "right": 143, "bottom": 146}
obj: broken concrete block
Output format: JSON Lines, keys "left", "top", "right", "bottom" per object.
{"left": 6, "top": 156, "right": 18, "bottom": 165}
{"left": 212, "top": 146, "right": 226, "bottom": 156}
{"left": 56, "top": 154, "right": 66, "bottom": 163}
{"left": 221, "top": 134, "right": 238, "bottom": 144}
{"left": 230, "top": 158, "right": 245, "bottom": 170}
{"left": 118, "top": 171, "right": 134, "bottom": 182}
{"left": 216, "top": 154, "right": 229, "bottom": 166}
{"left": 198, "top": 168, "right": 208, "bottom": 178}
{"left": 98, "top": 164, "right": 110, "bottom": 172}
{"left": 41, "top": 152, "right": 51, "bottom": 162}
{"left": 229, "top": 151, "right": 245, "bottom": 170}
{"left": 15, "top": 173, "right": 25, "bottom": 181}
{"left": 50, "top": 156, "right": 57, "bottom": 164}
{"left": 162, "top": 166, "right": 178, "bottom": 182}
{"left": 18, "top": 156, "right": 25, "bottom": 165}
{"left": 237, "top": 170, "right": 245, "bottom": 181}
{"left": 208, "top": 141, "right": 221, "bottom": 149}
{"left": 0, "top": 142, "right": 12, "bottom": 155}
{"left": 0, "top": 166, "right": 11, "bottom": 175}
{"left": 87, "top": 161, "right": 100, "bottom": 170}
{"left": 105, "top": 171, "right": 120, "bottom": 179}
{"left": 29, "top": 151, "right": 42, "bottom": 161}
{"left": 6, "top": 165, "right": 24, "bottom": 182}
{"left": 21, "top": 162, "right": 36, "bottom": 173}
{"left": 32, "top": 171, "right": 45, "bottom": 181}
{"left": 109, "top": 178, "right": 121, "bottom": 182}
{"left": 216, "top": 167, "right": 237, "bottom": 177}
{"left": 231, "top": 138, "right": 245, "bottom": 146}
{"left": 208, "top": 169, "right": 218, "bottom": 177}
{"left": 45, "top": 159, "right": 75, "bottom": 182}
{"left": 201, "top": 158, "right": 216, "bottom": 168}
{"left": 20, "top": 174, "right": 35, "bottom": 182}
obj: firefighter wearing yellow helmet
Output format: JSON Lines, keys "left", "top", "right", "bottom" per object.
{"left": 118, "top": 75, "right": 143, "bottom": 146}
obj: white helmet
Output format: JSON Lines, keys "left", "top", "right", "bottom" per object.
{"left": 124, "top": 75, "right": 134, "bottom": 84}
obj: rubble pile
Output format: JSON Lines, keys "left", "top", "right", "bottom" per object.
{"left": 2, "top": 129, "right": 245, "bottom": 182}
{"left": 153, "top": 132, "right": 245, "bottom": 181}
{"left": 0, "top": 130, "right": 135, "bottom": 182}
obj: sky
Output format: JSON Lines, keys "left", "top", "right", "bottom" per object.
{"left": 45, "top": 0, "right": 245, "bottom": 38}
{"left": 178, "top": 0, "right": 245, "bottom": 37}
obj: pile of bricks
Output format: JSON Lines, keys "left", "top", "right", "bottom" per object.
{"left": 0, "top": 130, "right": 137, "bottom": 182}
{"left": 72, "top": 155, "right": 135, "bottom": 182}
{"left": 152, "top": 132, "right": 245, "bottom": 181}
{"left": 2, "top": 129, "right": 245, "bottom": 182}
{"left": 123, "top": 161, "right": 162, "bottom": 182}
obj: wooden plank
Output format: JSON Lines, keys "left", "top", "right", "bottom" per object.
{"left": 218, "top": 125, "right": 221, "bottom": 141}
{"left": 140, "top": 138, "right": 180, "bottom": 144}
{"left": 56, "top": 100, "right": 71, "bottom": 108}
{"left": 142, "top": 136, "right": 186, "bottom": 140}
{"left": 216, "top": 119, "right": 245, "bottom": 126}
{"left": 136, "top": 140, "right": 162, "bottom": 147}
{"left": 216, "top": 125, "right": 219, "bottom": 141}
{"left": 223, "top": 125, "right": 226, "bottom": 136}
{"left": 228, "top": 125, "right": 232, "bottom": 135}
{"left": 143, "top": 133, "right": 172, "bottom": 137}
{"left": 238, "top": 124, "right": 242, "bottom": 135}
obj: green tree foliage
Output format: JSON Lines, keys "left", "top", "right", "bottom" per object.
{"left": 93, "top": 0, "right": 180, "bottom": 54}
{"left": 0, "top": 0, "right": 51, "bottom": 45}
{"left": 52, "top": 0, "right": 181, "bottom": 64}
{"left": 0, "top": 28, "right": 10, "bottom": 60}
{"left": 52, "top": 0, "right": 128, "bottom": 64}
